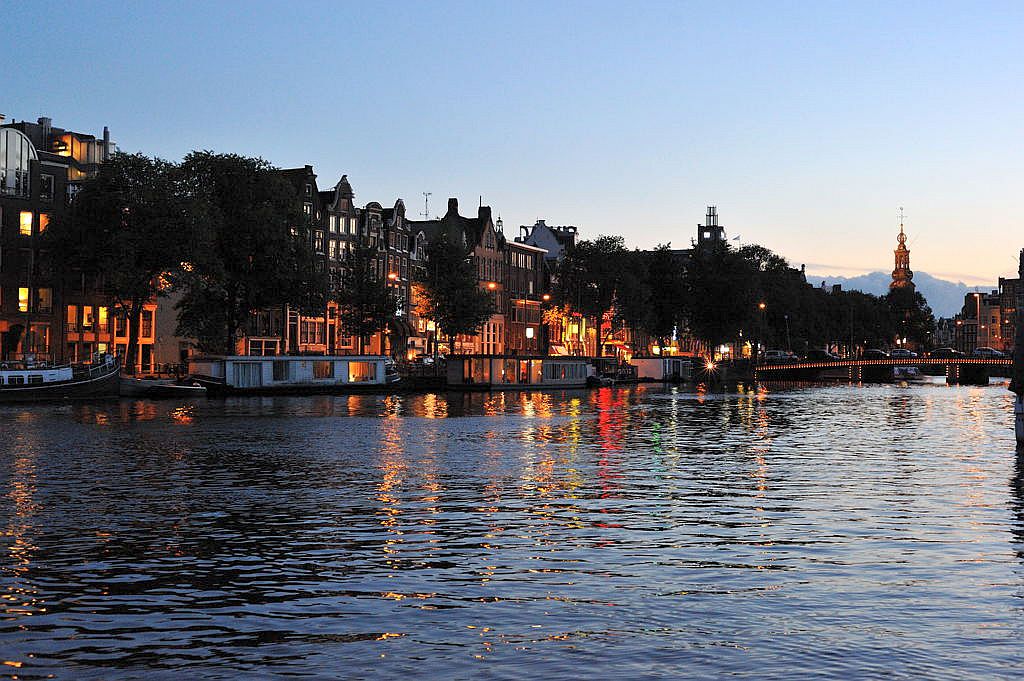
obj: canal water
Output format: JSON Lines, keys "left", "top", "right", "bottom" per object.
{"left": 1, "top": 381, "right": 1022, "bottom": 679}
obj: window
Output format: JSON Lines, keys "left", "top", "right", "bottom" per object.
{"left": 27, "top": 324, "right": 49, "bottom": 353}
{"left": 115, "top": 311, "right": 127, "bottom": 337}
{"left": 313, "top": 360, "right": 334, "bottom": 379}
{"left": 82, "top": 306, "right": 94, "bottom": 330}
{"left": 141, "top": 310, "right": 154, "bottom": 338}
{"left": 38, "top": 213, "right": 49, "bottom": 233}
{"left": 20, "top": 211, "right": 32, "bottom": 236}
{"left": 1, "top": 128, "right": 36, "bottom": 198}
{"left": 36, "top": 288, "right": 52, "bottom": 314}
{"left": 98, "top": 306, "right": 109, "bottom": 332}
{"left": 349, "top": 361, "right": 376, "bottom": 382}
{"left": 18, "top": 287, "right": 28, "bottom": 312}
{"left": 40, "top": 174, "right": 54, "bottom": 201}
{"left": 273, "top": 360, "right": 290, "bottom": 381}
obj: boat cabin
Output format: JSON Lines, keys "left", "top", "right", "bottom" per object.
{"left": 446, "top": 355, "right": 594, "bottom": 390}
{"left": 189, "top": 355, "right": 396, "bottom": 393}
{"left": 631, "top": 356, "right": 693, "bottom": 382}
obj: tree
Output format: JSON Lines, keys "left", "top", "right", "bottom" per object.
{"left": 554, "top": 235, "right": 628, "bottom": 355}
{"left": 416, "top": 229, "right": 493, "bottom": 352}
{"left": 640, "top": 244, "right": 686, "bottom": 349}
{"left": 47, "top": 153, "right": 191, "bottom": 373}
{"left": 682, "top": 241, "right": 757, "bottom": 356}
{"left": 334, "top": 244, "right": 398, "bottom": 355}
{"left": 886, "top": 287, "right": 936, "bottom": 348}
{"left": 175, "top": 152, "right": 326, "bottom": 354}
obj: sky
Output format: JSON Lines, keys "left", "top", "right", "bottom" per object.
{"left": 3, "top": 1, "right": 1022, "bottom": 285}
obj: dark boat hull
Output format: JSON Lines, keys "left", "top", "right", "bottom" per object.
{"left": 0, "top": 364, "right": 121, "bottom": 403}
{"left": 120, "top": 378, "right": 207, "bottom": 398}
{"left": 192, "top": 375, "right": 400, "bottom": 396}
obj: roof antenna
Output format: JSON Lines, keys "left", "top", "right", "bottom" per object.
{"left": 421, "top": 192, "right": 431, "bottom": 220}
{"left": 479, "top": 195, "right": 482, "bottom": 208}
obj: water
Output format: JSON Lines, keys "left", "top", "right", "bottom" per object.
{"left": 1, "top": 381, "right": 1022, "bottom": 679}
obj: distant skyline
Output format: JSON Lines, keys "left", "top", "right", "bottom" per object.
{"left": 5, "top": 1, "right": 1022, "bottom": 285}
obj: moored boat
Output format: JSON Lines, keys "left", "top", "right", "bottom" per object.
{"left": 0, "top": 354, "right": 120, "bottom": 402}
{"left": 119, "top": 376, "right": 207, "bottom": 398}
{"left": 188, "top": 355, "right": 398, "bottom": 395}
{"left": 446, "top": 355, "right": 595, "bottom": 390}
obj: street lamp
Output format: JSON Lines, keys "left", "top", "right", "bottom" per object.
{"left": 754, "top": 302, "right": 766, "bottom": 365}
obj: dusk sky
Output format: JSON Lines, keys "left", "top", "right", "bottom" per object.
{"left": 5, "top": 1, "right": 1022, "bottom": 285}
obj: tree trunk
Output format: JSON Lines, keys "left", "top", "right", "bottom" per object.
{"left": 125, "top": 298, "right": 144, "bottom": 375}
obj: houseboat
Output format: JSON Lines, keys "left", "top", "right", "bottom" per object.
{"left": 446, "top": 355, "right": 595, "bottom": 390}
{"left": 0, "top": 353, "right": 120, "bottom": 402}
{"left": 188, "top": 355, "right": 398, "bottom": 395}
{"left": 631, "top": 356, "right": 693, "bottom": 382}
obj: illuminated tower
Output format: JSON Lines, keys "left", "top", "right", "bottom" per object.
{"left": 890, "top": 210, "right": 915, "bottom": 292}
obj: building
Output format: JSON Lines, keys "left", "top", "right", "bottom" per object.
{"left": 408, "top": 199, "right": 549, "bottom": 356}
{"left": 955, "top": 290, "right": 1001, "bottom": 353}
{"left": 1, "top": 115, "right": 158, "bottom": 370}
{"left": 890, "top": 219, "right": 915, "bottom": 292}
{"left": 999, "top": 276, "right": 1019, "bottom": 355}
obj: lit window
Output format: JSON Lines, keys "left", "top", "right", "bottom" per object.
{"left": 20, "top": 211, "right": 32, "bottom": 235}
{"left": 18, "top": 287, "right": 29, "bottom": 312}
{"left": 39, "top": 213, "right": 49, "bottom": 233}
{"left": 98, "top": 306, "right": 108, "bottom": 331}
{"left": 83, "top": 306, "right": 94, "bottom": 330}
{"left": 36, "top": 288, "right": 52, "bottom": 314}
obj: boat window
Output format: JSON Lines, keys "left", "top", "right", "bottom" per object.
{"left": 8, "top": 375, "right": 25, "bottom": 385}
{"left": 313, "top": 360, "right": 334, "bottom": 379}
{"left": 28, "top": 375, "right": 43, "bottom": 384}
{"left": 273, "top": 361, "right": 289, "bottom": 381}
{"left": 349, "top": 361, "right": 375, "bottom": 383}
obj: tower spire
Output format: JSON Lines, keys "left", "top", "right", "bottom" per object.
{"left": 890, "top": 207, "right": 915, "bottom": 291}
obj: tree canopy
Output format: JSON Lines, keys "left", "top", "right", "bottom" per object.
{"left": 174, "top": 152, "right": 327, "bottom": 354}
{"left": 416, "top": 229, "right": 493, "bottom": 351}
{"left": 47, "top": 152, "right": 192, "bottom": 372}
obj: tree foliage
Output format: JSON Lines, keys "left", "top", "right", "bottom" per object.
{"left": 174, "top": 152, "right": 326, "bottom": 354}
{"left": 46, "top": 152, "right": 192, "bottom": 372}
{"left": 334, "top": 244, "right": 398, "bottom": 354}
{"left": 554, "top": 235, "right": 628, "bottom": 355}
{"left": 416, "top": 229, "right": 493, "bottom": 351}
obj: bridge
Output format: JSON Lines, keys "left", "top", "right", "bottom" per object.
{"left": 754, "top": 357, "right": 1012, "bottom": 385}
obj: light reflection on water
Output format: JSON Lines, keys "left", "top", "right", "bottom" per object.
{"left": 0, "top": 382, "right": 1022, "bottom": 679}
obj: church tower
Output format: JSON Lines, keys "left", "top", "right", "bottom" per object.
{"left": 890, "top": 210, "right": 915, "bottom": 292}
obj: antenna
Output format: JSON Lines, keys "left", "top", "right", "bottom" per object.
{"left": 421, "top": 192, "right": 431, "bottom": 220}
{"left": 898, "top": 206, "right": 905, "bottom": 232}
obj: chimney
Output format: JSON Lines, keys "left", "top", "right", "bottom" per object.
{"left": 103, "top": 126, "right": 110, "bottom": 161}
{"left": 38, "top": 116, "right": 52, "bottom": 139}
{"left": 447, "top": 197, "right": 458, "bottom": 215}
{"left": 478, "top": 205, "right": 492, "bottom": 225}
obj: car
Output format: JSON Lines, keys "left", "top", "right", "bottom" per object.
{"left": 862, "top": 348, "right": 890, "bottom": 359}
{"left": 930, "top": 347, "right": 965, "bottom": 359}
{"left": 805, "top": 349, "right": 840, "bottom": 362}
{"left": 890, "top": 348, "right": 918, "bottom": 359}
{"left": 763, "top": 349, "right": 798, "bottom": 364}
{"left": 972, "top": 346, "right": 1005, "bottom": 358}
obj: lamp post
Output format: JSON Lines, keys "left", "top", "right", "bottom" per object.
{"left": 784, "top": 313, "right": 791, "bottom": 353}
{"left": 755, "top": 301, "right": 766, "bottom": 365}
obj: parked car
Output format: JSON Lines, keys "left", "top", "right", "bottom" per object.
{"left": 930, "top": 347, "right": 965, "bottom": 359}
{"left": 805, "top": 349, "right": 840, "bottom": 362}
{"left": 890, "top": 348, "right": 918, "bottom": 359}
{"left": 763, "top": 349, "right": 798, "bottom": 364}
{"left": 972, "top": 346, "right": 1006, "bottom": 358}
{"left": 862, "top": 348, "right": 890, "bottom": 359}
